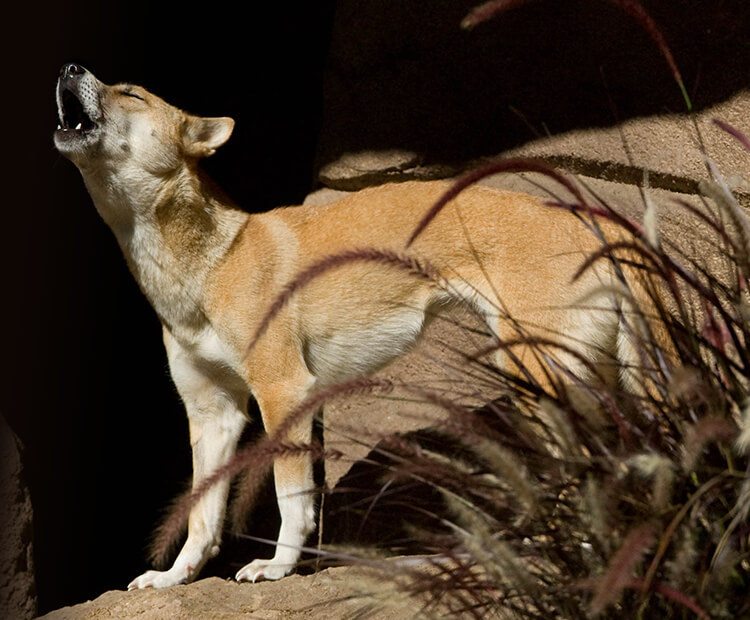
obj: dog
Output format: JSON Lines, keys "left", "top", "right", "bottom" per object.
{"left": 54, "top": 64, "right": 647, "bottom": 589}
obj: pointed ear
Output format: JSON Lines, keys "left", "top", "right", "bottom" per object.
{"left": 183, "top": 116, "right": 235, "bottom": 158}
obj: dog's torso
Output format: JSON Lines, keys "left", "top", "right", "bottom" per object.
{"left": 175, "top": 180, "right": 609, "bottom": 395}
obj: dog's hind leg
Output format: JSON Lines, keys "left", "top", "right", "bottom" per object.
{"left": 128, "top": 329, "right": 248, "bottom": 590}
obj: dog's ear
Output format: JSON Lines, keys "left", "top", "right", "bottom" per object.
{"left": 183, "top": 115, "right": 235, "bottom": 158}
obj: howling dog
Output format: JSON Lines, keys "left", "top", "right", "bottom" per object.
{"left": 54, "top": 64, "right": 646, "bottom": 589}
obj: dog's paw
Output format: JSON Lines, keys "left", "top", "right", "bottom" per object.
{"left": 236, "top": 559, "right": 294, "bottom": 583}
{"left": 127, "top": 568, "right": 189, "bottom": 590}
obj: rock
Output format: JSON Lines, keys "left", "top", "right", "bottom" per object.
{"left": 37, "top": 564, "right": 435, "bottom": 620}
{"left": 0, "top": 413, "right": 37, "bottom": 620}
{"left": 319, "top": 149, "right": 437, "bottom": 191}
{"left": 314, "top": 0, "right": 748, "bottom": 186}
{"left": 316, "top": 93, "right": 750, "bottom": 204}
{"left": 505, "top": 91, "right": 750, "bottom": 200}
{"left": 301, "top": 187, "right": 350, "bottom": 207}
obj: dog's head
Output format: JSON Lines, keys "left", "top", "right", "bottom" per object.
{"left": 54, "top": 64, "right": 234, "bottom": 176}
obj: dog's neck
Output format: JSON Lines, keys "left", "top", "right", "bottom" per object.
{"left": 82, "top": 164, "right": 249, "bottom": 336}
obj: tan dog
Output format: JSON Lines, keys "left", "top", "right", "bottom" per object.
{"left": 54, "top": 64, "right": 641, "bottom": 589}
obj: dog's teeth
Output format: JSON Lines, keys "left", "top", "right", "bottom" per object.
{"left": 57, "top": 124, "right": 61, "bottom": 130}
{"left": 75, "top": 122, "right": 82, "bottom": 131}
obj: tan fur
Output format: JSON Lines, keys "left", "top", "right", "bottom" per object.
{"left": 54, "top": 66, "right": 643, "bottom": 589}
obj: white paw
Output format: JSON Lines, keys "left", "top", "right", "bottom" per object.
{"left": 127, "top": 568, "right": 189, "bottom": 590}
{"left": 236, "top": 559, "right": 294, "bottom": 583}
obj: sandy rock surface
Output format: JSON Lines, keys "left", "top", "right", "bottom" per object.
{"left": 38, "top": 565, "right": 431, "bottom": 620}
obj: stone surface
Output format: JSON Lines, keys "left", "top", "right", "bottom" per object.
{"left": 318, "top": 149, "right": 426, "bottom": 190}
{"left": 505, "top": 91, "right": 750, "bottom": 200}
{"left": 0, "top": 414, "right": 37, "bottom": 620}
{"left": 38, "top": 564, "right": 435, "bottom": 620}
{"left": 318, "top": 93, "right": 750, "bottom": 201}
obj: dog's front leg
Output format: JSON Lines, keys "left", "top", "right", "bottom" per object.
{"left": 236, "top": 364, "right": 317, "bottom": 582}
{"left": 128, "top": 330, "right": 248, "bottom": 590}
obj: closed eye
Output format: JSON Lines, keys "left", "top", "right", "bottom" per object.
{"left": 123, "top": 91, "right": 145, "bottom": 101}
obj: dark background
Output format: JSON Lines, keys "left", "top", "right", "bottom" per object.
{"left": 2, "top": 0, "right": 749, "bottom": 615}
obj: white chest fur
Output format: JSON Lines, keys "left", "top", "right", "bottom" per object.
{"left": 125, "top": 220, "right": 211, "bottom": 332}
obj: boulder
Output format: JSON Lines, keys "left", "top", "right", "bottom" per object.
{"left": 38, "top": 564, "right": 435, "bottom": 620}
{"left": 0, "top": 414, "right": 37, "bottom": 620}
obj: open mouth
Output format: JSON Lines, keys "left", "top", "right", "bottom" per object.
{"left": 56, "top": 88, "right": 97, "bottom": 134}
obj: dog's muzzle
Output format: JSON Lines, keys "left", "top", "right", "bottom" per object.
{"left": 54, "top": 64, "right": 101, "bottom": 151}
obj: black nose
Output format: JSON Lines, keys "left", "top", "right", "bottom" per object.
{"left": 60, "top": 63, "right": 86, "bottom": 80}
